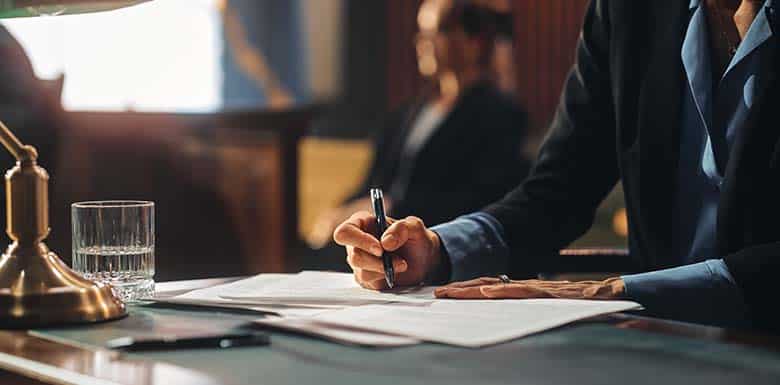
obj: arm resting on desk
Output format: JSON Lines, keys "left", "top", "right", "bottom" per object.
{"left": 432, "top": 212, "right": 750, "bottom": 329}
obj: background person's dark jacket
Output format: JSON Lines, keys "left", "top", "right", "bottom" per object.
{"left": 483, "top": 0, "right": 780, "bottom": 333}
{"left": 0, "top": 26, "right": 60, "bottom": 168}
{"left": 349, "top": 82, "right": 531, "bottom": 227}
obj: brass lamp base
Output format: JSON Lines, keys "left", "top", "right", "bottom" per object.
{"left": 0, "top": 243, "right": 126, "bottom": 328}
{"left": 0, "top": 121, "right": 126, "bottom": 327}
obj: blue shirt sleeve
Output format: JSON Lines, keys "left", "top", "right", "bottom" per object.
{"left": 430, "top": 212, "right": 510, "bottom": 282}
{"left": 431, "top": 213, "right": 750, "bottom": 329}
{"left": 622, "top": 259, "right": 751, "bottom": 328}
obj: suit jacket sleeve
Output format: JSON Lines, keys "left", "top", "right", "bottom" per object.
{"left": 483, "top": 0, "right": 621, "bottom": 273}
{"left": 723, "top": 242, "right": 780, "bottom": 331}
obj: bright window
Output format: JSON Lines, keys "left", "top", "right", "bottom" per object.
{"left": 1, "top": 0, "right": 223, "bottom": 112}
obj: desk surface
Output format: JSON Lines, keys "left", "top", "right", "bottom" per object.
{"left": 2, "top": 278, "right": 780, "bottom": 385}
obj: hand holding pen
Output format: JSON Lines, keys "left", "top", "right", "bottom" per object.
{"left": 334, "top": 189, "right": 444, "bottom": 291}
{"left": 370, "top": 189, "right": 395, "bottom": 288}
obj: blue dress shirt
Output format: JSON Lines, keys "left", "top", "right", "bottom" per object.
{"left": 432, "top": 0, "right": 775, "bottom": 328}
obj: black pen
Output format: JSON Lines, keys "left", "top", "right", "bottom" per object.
{"left": 370, "top": 188, "right": 395, "bottom": 288}
{"left": 106, "top": 332, "right": 270, "bottom": 352}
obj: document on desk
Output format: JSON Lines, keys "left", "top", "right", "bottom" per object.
{"left": 154, "top": 271, "right": 429, "bottom": 316}
{"left": 255, "top": 317, "right": 421, "bottom": 347}
{"left": 154, "top": 273, "right": 340, "bottom": 317}
{"left": 154, "top": 272, "right": 640, "bottom": 348}
{"left": 307, "top": 299, "right": 641, "bottom": 348}
{"left": 218, "top": 271, "right": 432, "bottom": 306}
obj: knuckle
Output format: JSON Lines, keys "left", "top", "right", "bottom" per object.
{"left": 405, "top": 216, "right": 425, "bottom": 229}
{"left": 332, "top": 224, "right": 348, "bottom": 244}
{"left": 352, "top": 210, "right": 373, "bottom": 225}
{"left": 351, "top": 252, "right": 369, "bottom": 268}
{"left": 354, "top": 271, "right": 370, "bottom": 287}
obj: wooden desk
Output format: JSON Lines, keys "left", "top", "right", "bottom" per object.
{"left": 1, "top": 278, "right": 778, "bottom": 385}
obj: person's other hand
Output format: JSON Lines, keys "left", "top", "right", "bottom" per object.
{"left": 434, "top": 277, "right": 626, "bottom": 300}
{"left": 334, "top": 211, "right": 443, "bottom": 290}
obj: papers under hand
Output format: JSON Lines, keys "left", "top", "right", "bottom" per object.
{"left": 307, "top": 299, "right": 641, "bottom": 348}
{"left": 153, "top": 271, "right": 430, "bottom": 317}
{"left": 217, "top": 271, "right": 431, "bottom": 306}
{"left": 152, "top": 271, "right": 642, "bottom": 348}
{"left": 254, "top": 317, "right": 421, "bottom": 347}
{"left": 154, "top": 273, "right": 342, "bottom": 317}
{"left": 154, "top": 271, "right": 429, "bottom": 347}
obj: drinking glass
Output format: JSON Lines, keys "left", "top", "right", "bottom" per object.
{"left": 71, "top": 201, "right": 155, "bottom": 302}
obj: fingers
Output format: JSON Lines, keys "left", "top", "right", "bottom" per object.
{"left": 434, "top": 286, "right": 488, "bottom": 299}
{"left": 434, "top": 277, "right": 505, "bottom": 297}
{"left": 436, "top": 276, "right": 544, "bottom": 290}
{"left": 434, "top": 277, "right": 562, "bottom": 299}
{"left": 346, "top": 247, "right": 408, "bottom": 273}
{"left": 436, "top": 280, "right": 610, "bottom": 300}
{"left": 435, "top": 283, "right": 551, "bottom": 299}
{"left": 441, "top": 277, "right": 502, "bottom": 289}
{"left": 355, "top": 268, "right": 384, "bottom": 283}
{"left": 480, "top": 284, "right": 552, "bottom": 299}
{"left": 354, "top": 268, "right": 387, "bottom": 290}
{"left": 333, "top": 211, "right": 383, "bottom": 256}
{"left": 381, "top": 216, "right": 426, "bottom": 251}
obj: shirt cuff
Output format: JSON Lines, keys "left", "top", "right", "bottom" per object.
{"left": 621, "top": 259, "right": 750, "bottom": 328}
{"left": 431, "top": 212, "right": 510, "bottom": 282}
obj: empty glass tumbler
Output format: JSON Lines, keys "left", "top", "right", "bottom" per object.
{"left": 71, "top": 201, "right": 155, "bottom": 302}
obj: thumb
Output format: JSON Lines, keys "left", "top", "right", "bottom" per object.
{"left": 381, "top": 216, "right": 427, "bottom": 251}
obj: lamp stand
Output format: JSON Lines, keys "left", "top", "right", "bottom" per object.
{"left": 0, "top": 120, "right": 125, "bottom": 328}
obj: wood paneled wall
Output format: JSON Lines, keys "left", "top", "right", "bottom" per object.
{"left": 386, "top": 0, "right": 425, "bottom": 110}
{"left": 385, "top": 0, "right": 590, "bottom": 137}
{"left": 513, "top": 0, "right": 590, "bottom": 134}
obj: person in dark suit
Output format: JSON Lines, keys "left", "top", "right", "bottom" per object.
{"left": 335, "top": 0, "right": 780, "bottom": 333}
{"left": 0, "top": 25, "right": 61, "bottom": 169}
{"left": 306, "top": 0, "right": 530, "bottom": 249}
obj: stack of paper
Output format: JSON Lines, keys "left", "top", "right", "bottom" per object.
{"left": 155, "top": 273, "right": 339, "bottom": 318}
{"left": 218, "top": 271, "right": 432, "bottom": 306}
{"left": 255, "top": 317, "right": 421, "bottom": 347}
{"left": 154, "top": 271, "right": 641, "bottom": 348}
{"left": 154, "top": 271, "right": 432, "bottom": 346}
{"left": 305, "top": 299, "right": 640, "bottom": 347}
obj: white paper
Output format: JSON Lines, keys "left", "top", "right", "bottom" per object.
{"left": 254, "top": 317, "right": 421, "bottom": 347}
{"left": 218, "top": 271, "right": 432, "bottom": 306}
{"left": 308, "top": 299, "right": 641, "bottom": 348}
{"left": 153, "top": 272, "right": 639, "bottom": 348}
{"left": 153, "top": 273, "right": 341, "bottom": 317}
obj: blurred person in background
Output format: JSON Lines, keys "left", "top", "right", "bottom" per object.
{"left": 0, "top": 25, "right": 63, "bottom": 228}
{"left": 306, "top": 0, "right": 531, "bottom": 250}
{"left": 0, "top": 25, "right": 62, "bottom": 169}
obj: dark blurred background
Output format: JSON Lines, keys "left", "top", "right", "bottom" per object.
{"left": 0, "top": 0, "right": 625, "bottom": 281}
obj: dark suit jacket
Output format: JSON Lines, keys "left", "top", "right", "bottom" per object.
{"left": 350, "top": 83, "right": 530, "bottom": 227}
{"left": 0, "top": 26, "right": 60, "bottom": 167}
{"left": 484, "top": 0, "right": 780, "bottom": 332}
